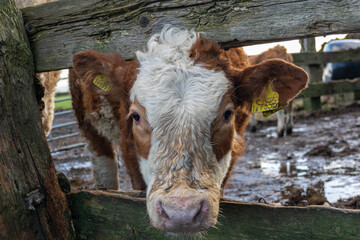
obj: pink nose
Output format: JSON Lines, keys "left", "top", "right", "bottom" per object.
{"left": 156, "top": 197, "right": 209, "bottom": 232}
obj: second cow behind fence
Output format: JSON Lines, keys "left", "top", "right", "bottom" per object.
{"left": 249, "top": 45, "right": 295, "bottom": 137}
{"left": 69, "top": 27, "right": 308, "bottom": 235}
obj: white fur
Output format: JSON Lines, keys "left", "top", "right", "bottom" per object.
{"left": 86, "top": 144, "right": 119, "bottom": 189}
{"left": 131, "top": 27, "right": 230, "bottom": 192}
{"left": 286, "top": 108, "right": 293, "bottom": 129}
{"left": 84, "top": 96, "right": 121, "bottom": 189}
{"left": 213, "top": 151, "right": 232, "bottom": 188}
{"left": 276, "top": 110, "right": 285, "bottom": 135}
{"left": 139, "top": 156, "right": 152, "bottom": 185}
{"left": 85, "top": 96, "right": 122, "bottom": 144}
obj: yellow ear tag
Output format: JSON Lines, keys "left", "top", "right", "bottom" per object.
{"left": 93, "top": 75, "right": 112, "bottom": 92}
{"left": 262, "top": 105, "right": 285, "bottom": 118}
{"left": 251, "top": 84, "right": 282, "bottom": 117}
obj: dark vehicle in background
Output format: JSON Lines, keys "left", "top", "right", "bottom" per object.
{"left": 322, "top": 39, "right": 360, "bottom": 82}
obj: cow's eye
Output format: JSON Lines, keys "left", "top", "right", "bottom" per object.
{"left": 132, "top": 112, "right": 141, "bottom": 122}
{"left": 223, "top": 110, "right": 232, "bottom": 121}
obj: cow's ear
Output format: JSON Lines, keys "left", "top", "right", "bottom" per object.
{"left": 231, "top": 59, "right": 309, "bottom": 111}
{"left": 72, "top": 50, "right": 128, "bottom": 94}
{"left": 73, "top": 50, "right": 121, "bottom": 77}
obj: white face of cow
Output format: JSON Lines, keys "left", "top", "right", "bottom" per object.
{"left": 130, "top": 28, "right": 234, "bottom": 234}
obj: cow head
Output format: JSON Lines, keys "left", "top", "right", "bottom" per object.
{"left": 130, "top": 27, "right": 308, "bottom": 235}
{"left": 72, "top": 27, "right": 308, "bottom": 235}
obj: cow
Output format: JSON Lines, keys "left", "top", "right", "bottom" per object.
{"left": 69, "top": 26, "right": 308, "bottom": 235}
{"left": 249, "top": 45, "right": 295, "bottom": 137}
{"left": 37, "top": 71, "right": 61, "bottom": 136}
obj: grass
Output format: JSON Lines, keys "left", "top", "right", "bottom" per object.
{"left": 55, "top": 94, "right": 72, "bottom": 110}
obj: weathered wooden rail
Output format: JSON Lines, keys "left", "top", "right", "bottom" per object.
{"left": 68, "top": 190, "right": 360, "bottom": 240}
{"left": 20, "top": 0, "right": 360, "bottom": 72}
{"left": 300, "top": 78, "right": 360, "bottom": 98}
{"left": 292, "top": 48, "right": 360, "bottom": 65}
{"left": 291, "top": 48, "right": 360, "bottom": 102}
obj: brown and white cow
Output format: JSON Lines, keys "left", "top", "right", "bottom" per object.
{"left": 249, "top": 45, "right": 295, "bottom": 137}
{"left": 70, "top": 27, "right": 308, "bottom": 235}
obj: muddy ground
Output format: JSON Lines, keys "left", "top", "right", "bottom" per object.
{"left": 50, "top": 103, "right": 360, "bottom": 208}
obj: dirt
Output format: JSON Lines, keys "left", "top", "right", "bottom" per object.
{"left": 333, "top": 195, "right": 360, "bottom": 209}
{"left": 285, "top": 187, "right": 327, "bottom": 206}
{"left": 51, "top": 103, "right": 360, "bottom": 208}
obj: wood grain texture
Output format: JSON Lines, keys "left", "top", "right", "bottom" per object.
{"left": 21, "top": 0, "right": 360, "bottom": 72}
{"left": 0, "top": 0, "right": 74, "bottom": 239}
{"left": 68, "top": 190, "right": 360, "bottom": 240}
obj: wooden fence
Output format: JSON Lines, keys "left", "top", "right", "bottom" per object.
{"left": 20, "top": 0, "right": 360, "bottom": 72}
{"left": 68, "top": 190, "right": 360, "bottom": 240}
{"left": 292, "top": 47, "right": 360, "bottom": 109}
{"left": 1, "top": 0, "right": 360, "bottom": 239}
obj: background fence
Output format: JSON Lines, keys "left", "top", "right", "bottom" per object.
{"left": 46, "top": 77, "right": 85, "bottom": 154}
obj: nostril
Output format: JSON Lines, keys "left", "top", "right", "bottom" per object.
{"left": 193, "top": 200, "right": 209, "bottom": 223}
{"left": 156, "top": 201, "right": 169, "bottom": 220}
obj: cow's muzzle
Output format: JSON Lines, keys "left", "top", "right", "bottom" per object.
{"left": 149, "top": 187, "right": 218, "bottom": 235}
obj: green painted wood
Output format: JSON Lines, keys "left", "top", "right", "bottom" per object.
{"left": 20, "top": 0, "right": 360, "bottom": 72}
{"left": 68, "top": 190, "right": 360, "bottom": 240}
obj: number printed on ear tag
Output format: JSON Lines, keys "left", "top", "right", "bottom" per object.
{"left": 93, "top": 75, "right": 112, "bottom": 92}
{"left": 251, "top": 84, "right": 281, "bottom": 117}
{"left": 262, "top": 105, "right": 286, "bottom": 118}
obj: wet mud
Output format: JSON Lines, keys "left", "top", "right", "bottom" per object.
{"left": 51, "top": 103, "right": 360, "bottom": 208}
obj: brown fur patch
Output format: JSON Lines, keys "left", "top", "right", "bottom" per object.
{"left": 69, "top": 69, "right": 115, "bottom": 159}
{"left": 249, "top": 45, "right": 293, "bottom": 65}
{"left": 220, "top": 47, "right": 251, "bottom": 70}
{"left": 220, "top": 109, "right": 249, "bottom": 195}
{"left": 130, "top": 98, "right": 152, "bottom": 159}
{"left": 230, "top": 59, "right": 308, "bottom": 110}
{"left": 189, "top": 36, "right": 229, "bottom": 71}
{"left": 211, "top": 94, "right": 235, "bottom": 161}
{"left": 70, "top": 51, "right": 146, "bottom": 190}
{"left": 188, "top": 38, "right": 308, "bottom": 194}
{"left": 189, "top": 37, "right": 251, "bottom": 139}
{"left": 189, "top": 37, "right": 253, "bottom": 193}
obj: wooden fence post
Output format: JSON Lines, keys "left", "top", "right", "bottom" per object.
{"left": 300, "top": 38, "right": 322, "bottom": 110}
{"left": 0, "top": 0, "right": 74, "bottom": 239}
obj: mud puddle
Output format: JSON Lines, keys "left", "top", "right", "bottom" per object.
{"left": 224, "top": 104, "right": 360, "bottom": 204}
